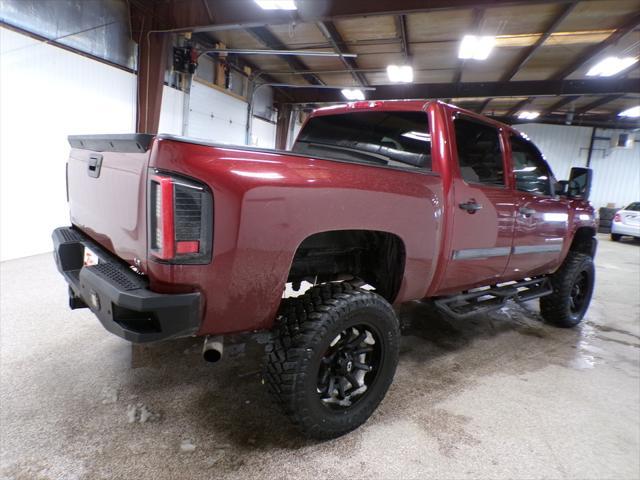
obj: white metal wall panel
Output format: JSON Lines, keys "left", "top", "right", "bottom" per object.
{"left": 158, "top": 86, "right": 185, "bottom": 136}
{"left": 0, "top": 27, "right": 136, "bottom": 261}
{"left": 187, "top": 81, "right": 247, "bottom": 145}
{"left": 515, "top": 123, "right": 640, "bottom": 209}
{"left": 251, "top": 118, "right": 277, "bottom": 148}
{"left": 589, "top": 131, "right": 640, "bottom": 209}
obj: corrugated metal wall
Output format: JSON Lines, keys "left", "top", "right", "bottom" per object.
{"left": 1, "top": 27, "right": 276, "bottom": 261}
{"left": 515, "top": 123, "right": 640, "bottom": 209}
{"left": 157, "top": 82, "right": 277, "bottom": 147}
{"left": 0, "top": 27, "right": 137, "bottom": 261}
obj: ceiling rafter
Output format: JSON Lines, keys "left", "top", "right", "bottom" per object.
{"left": 395, "top": 14, "right": 411, "bottom": 59}
{"left": 195, "top": 32, "right": 282, "bottom": 85}
{"left": 316, "top": 21, "right": 369, "bottom": 87}
{"left": 505, "top": 97, "right": 534, "bottom": 116}
{"left": 575, "top": 94, "right": 626, "bottom": 115}
{"left": 246, "top": 26, "right": 325, "bottom": 85}
{"left": 493, "top": 114, "right": 638, "bottom": 129}
{"left": 540, "top": 95, "right": 581, "bottom": 115}
{"left": 452, "top": 7, "right": 485, "bottom": 84}
{"left": 476, "top": 98, "right": 493, "bottom": 114}
{"left": 168, "top": 0, "right": 587, "bottom": 34}
{"left": 500, "top": 2, "right": 577, "bottom": 81}
{"left": 551, "top": 13, "right": 640, "bottom": 80}
{"left": 275, "top": 78, "right": 639, "bottom": 103}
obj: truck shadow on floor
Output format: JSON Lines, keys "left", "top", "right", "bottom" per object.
{"left": 121, "top": 299, "right": 590, "bottom": 452}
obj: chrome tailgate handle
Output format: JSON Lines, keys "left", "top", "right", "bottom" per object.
{"left": 87, "top": 154, "right": 103, "bottom": 178}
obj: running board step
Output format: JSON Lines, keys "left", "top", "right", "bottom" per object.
{"left": 434, "top": 277, "right": 552, "bottom": 319}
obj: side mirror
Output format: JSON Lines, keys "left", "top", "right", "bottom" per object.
{"left": 567, "top": 167, "right": 593, "bottom": 200}
{"left": 555, "top": 180, "right": 569, "bottom": 196}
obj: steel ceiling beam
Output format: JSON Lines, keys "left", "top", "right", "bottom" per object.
{"left": 452, "top": 7, "right": 485, "bottom": 84}
{"left": 195, "top": 32, "right": 283, "bottom": 86}
{"left": 199, "top": 47, "right": 356, "bottom": 57}
{"left": 316, "top": 21, "right": 368, "bottom": 86}
{"left": 541, "top": 95, "right": 581, "bottom": 115}
{"left": 395, "top": 15, "right": 411, "bottom": 59}
{"left": 551, "top": 13, "right": 640, "bottom": 80}
{"left": 275, "top": 78, "right": 640, "bottom": 103}
{"left": 476, "top": 98, "right": 493, "bottom": 114}
{"left": 506, "top": 97, "right": 534, "bottom": 117}
{"left": 164, "top": 0, "right": 588, "bottom": 33}
{"left": 246, "top": 26, "right": 324, "bottom": 85}
{"left": 575, "top": 94, "right": 626, "bottom": 114}
{"left": 500, "top": 2, "right": 577, "bottom": 82}
{"left": 493, "top": 114, "right": 639, "bottom": 130}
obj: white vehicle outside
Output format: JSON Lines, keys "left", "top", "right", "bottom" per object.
{"left": 611, "top": 202, "right": 640, "bottom": 241}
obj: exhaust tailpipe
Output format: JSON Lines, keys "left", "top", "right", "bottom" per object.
{"left": 202, "top": 335, "right": 224, "bottom": 363}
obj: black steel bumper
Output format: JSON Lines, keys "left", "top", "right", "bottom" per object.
{"left": 52, "top": 227, "right": 201, "bottom": 343}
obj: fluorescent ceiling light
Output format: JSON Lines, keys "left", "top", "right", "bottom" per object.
{"left": 458, "top": 35, "right": 496, "bottom": 60}
{"left": 254, "top": 0, "right": 297, "bottom": 10}
{"left": 517, "top": 111, "right": 540, "bottom": 120}
{"left": 586, "top": 56, "right": 638, "bottom": 77}
{"left": 341, "top": 89, "right": 365, "bottom": 101}
{"left": 386, "top": 65, "right": 414, "bottom": 83}
{"left": 619, "top": 106, "right": 640, "bottom": 118}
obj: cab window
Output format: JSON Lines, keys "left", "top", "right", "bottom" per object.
{"left": 453, "top": 118, "right": 505, "bottom": 186}
{"left": 293, "top": 111, "right": 431, "bottom": 170}
{"left": 510, "top": 136, "right": 554, "bottom": 196}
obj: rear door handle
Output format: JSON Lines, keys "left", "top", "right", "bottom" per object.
{"left": 459, "top": 201, "right": 482, "bottom": 213}
{"left": 519, "top": 207, "right": 536, "bottom": 217}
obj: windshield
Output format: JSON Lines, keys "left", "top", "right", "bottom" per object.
{"left": 292, "top": 111, "right": 431, "bottom": 170}
{"left": 625, "top": 202, "right": 640, "bottom": 211}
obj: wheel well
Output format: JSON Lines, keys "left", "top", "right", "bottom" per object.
{"left": 570, "top": 227, "right": 597, "bottom": 257}
{"left": 287, "top": 230, "right": 406, "bottom": 302}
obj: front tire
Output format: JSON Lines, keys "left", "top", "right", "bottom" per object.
{"left": 263, "top": 282, "right": 400, "bottom": 439}
{"left": 540, "top": 252, "right": 595, "bottom": 328}
{"left": 611, "top": 233, "right": 622, "bottom": 241}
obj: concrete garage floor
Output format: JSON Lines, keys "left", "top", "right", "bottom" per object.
{"left": 1, "top": 234, "right": 639, "bottom": 480}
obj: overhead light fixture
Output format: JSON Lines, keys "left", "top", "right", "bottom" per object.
{"left": 619, "top": 106, "right": 640, "bottom": 118}
{"left": 517, "top": 111, "right": 540, "bottom": 120}
{"left": 254, "top": 0, "right": 297, "bottom": 10}
{"left": 586, "top": 56, "right": 638, "bottom": 77}
{"left": 386, "top": 65, "right": 414, "bottom": 83}
{"left": 458, "top": 35, "right": 496, "bottom": 60}
{"left": 341, "top": 89, "right": 365, "bottom": 101}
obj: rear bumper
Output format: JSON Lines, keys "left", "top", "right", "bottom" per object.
{"left": 611, "top": 222, "right": 640, "bottom": 237}
{"left": 52, "top": 227, "right": 201, "bottom": 343}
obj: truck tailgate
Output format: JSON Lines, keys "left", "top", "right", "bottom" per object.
{"left": 67, "top": 134, "right": 154, "bottom": 268}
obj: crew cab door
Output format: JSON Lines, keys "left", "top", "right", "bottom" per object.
{"left": 437, "top": 116, "right": 517, "bottom": 293}
{"left": 504, "top": 134, "right": 569, "bottom": 277}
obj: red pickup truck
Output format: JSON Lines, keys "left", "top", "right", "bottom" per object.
{"left": 53, "top": 100, "right": 597, "bottom": 439}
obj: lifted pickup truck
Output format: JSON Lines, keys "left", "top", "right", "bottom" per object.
{"left": 53, "top": 100, "right": 597, "bottom": 439}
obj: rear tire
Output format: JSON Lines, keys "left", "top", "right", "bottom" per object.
{"left": 611, "top": 233, "right": 622, "bottom": 241}
{"left": 263, "top": 282, "right": 400, "bottom": 439}
{"left": 540, "top": 252, "right": 595, "bottom": 328}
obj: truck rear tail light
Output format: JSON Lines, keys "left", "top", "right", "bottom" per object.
{"left": 613, "top": 213, "right": 621, "bottom": 222}
{"left": 148, "top": 171, "right": 213, "bottom": 264}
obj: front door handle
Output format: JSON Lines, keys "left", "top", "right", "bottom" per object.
{"left": 459, "top": 200, "right": 482, "bottom": 213}
{"left": 519, "top": 207, "right": 536, "bottom": 217}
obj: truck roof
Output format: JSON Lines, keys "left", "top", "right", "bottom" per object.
{"left": 309, "top": 99, "right": 516, "bottom": 134}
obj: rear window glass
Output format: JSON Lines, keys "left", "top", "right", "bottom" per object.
{"left": 292, "top": 111, "right": 431, "bottom": 170}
